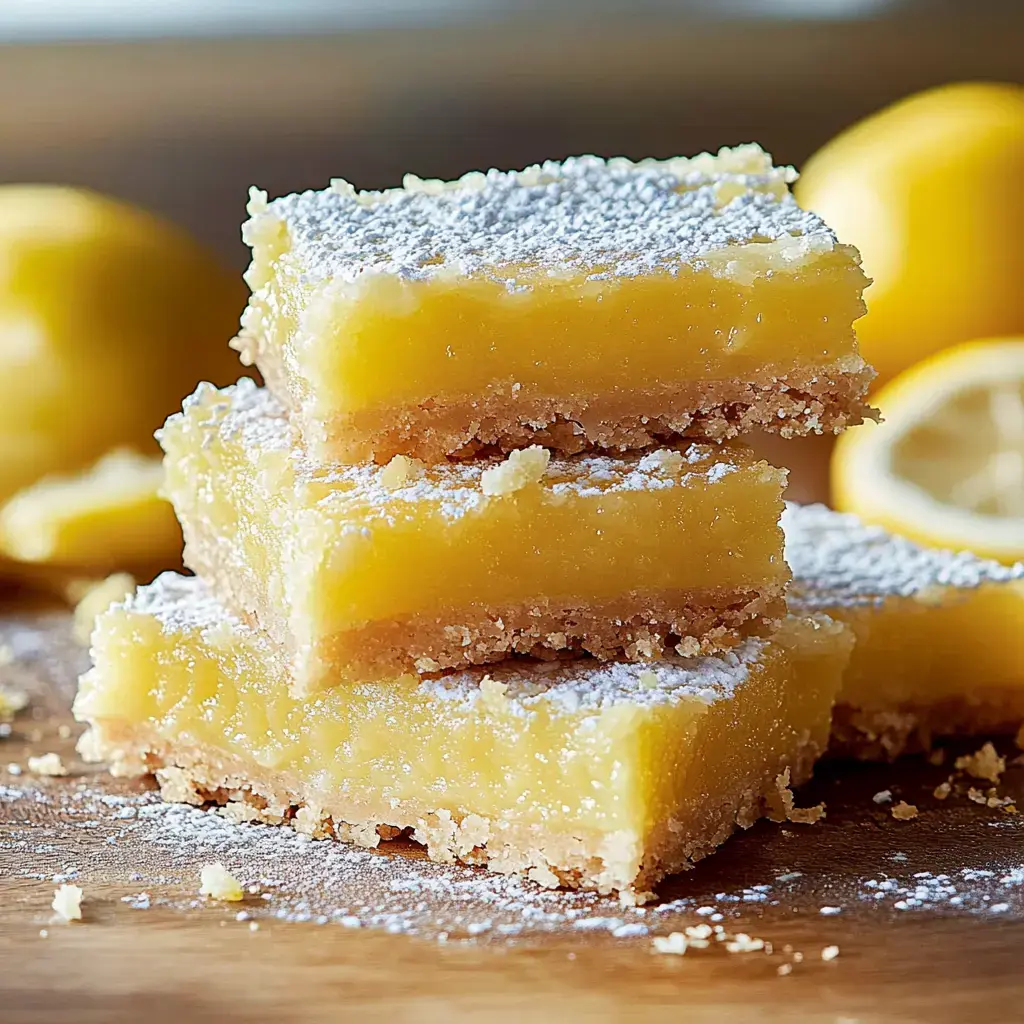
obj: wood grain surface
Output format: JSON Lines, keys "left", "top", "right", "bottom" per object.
{"left": 2, "top": 603, "right": 1024, "bottom": 1024}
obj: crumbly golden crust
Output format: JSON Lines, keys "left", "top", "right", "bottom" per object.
{"left": 267, "top": 364, "right": 876, "bottom": 463}
{"left": 183, "top": 539, "right": 787, "bottom": 680}
{"left": 830, "top": 699, "right": 1024, "bottom": 761}
{"left": 81, "top": 720, "right": 825, "bottom": 903}
{"left": 324, "top": 586, "right": 787, "bottom": 675}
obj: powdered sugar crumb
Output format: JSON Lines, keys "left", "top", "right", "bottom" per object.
{"left": 784, "top": 503, "right": 1024, "bottom": 611}
{"left": 252, "top": 146, "right": 829, "bottom": 291}
{"left": 134, "top": 799, "right": 662, "bottom": 941}
{"left": 9, "top": 767, "right": 1024, "bottom": 946}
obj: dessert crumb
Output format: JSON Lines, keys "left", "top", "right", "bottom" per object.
{"left": 7, "top": 763, "right": 22, "bottom": 776}
{"left": 933, "top": 781, "right": 952, "bottom": 800}
{"left": 954, "top": 742, "right": 1006, "bottom": 784}
{"left": 379, "top": 455, "right": 426, "bottom": 489}
{"left": 0, "top": 684, "right": 28, "bottom": 722}
{"left": 788, "top": 803, "right": 827, "bottom": 825}
{"left": 986, "top": 791, "right": 1015, "bottom": 810}
{"left": 27, "top": 753, "right": 68, "bottom": 777}
{"left": 652, "top": 932, "right": 688, "bottom": 956}
{"left": 637, "top": 449, "right": 685, "bottom": 476}
{"left": 771, "top": 768, "right": 825, "bottom": 824}
{"left": 821, "top": 945, "right": 840, "bottom": 962}
{"left": 480, "top": 446, "right": 550, "bottom": 496}
{"left": 777, "top": 963, "right": 793, "bottom": 977}
{"left": 199, "top": 863, "right": 245, "bottom": 902}
{"left": 38, "top": 929, "right": 48, "bottom": 938}
{"left": 872, "top": 789, "right": 893, "bottom": 805}
{"left": 891, "top": 801, "right": 918, "bottom": 821}
{"left": 51, "top": 884, "right": 83, "bottom": 922}
{"left": 928, "top": 748, "right": 947, "bottom": 767}
{"left": 725, "top": 933, "right": 765, "bottom": 954}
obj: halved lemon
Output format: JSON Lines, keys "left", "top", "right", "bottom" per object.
{"left": 832, "top": 338, "right": 1024, "bottom": 563}
{"left": 796, "top": 82, "right": 1024, "bottom": 388}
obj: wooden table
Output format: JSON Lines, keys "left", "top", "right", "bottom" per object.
{"left": 2, "top": 605, "right": 1023, "bottom": 1023}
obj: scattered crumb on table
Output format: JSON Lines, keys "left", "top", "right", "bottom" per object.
{"left": 27, "top": 753, "right": 68, "bottom": 777}
{"left": 200, "top": 862, "right": 245, "bottom": 902}
{"left": 955, "top": 742, "right": 1006, "bottom": 784}
{"left": 652, "top": 932, "right": 688, "bottom": 955}
{"left": 891, "top": 801, "right": 918, "bottom": 821}
{"left": 51, "top": 884, "right": 83, "bottom": 922}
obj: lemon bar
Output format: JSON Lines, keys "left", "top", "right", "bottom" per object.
{"left": 74, "top": 573, "right": 852, "bottom": 901}
{"left": 784, "top": 503, "right": 1024, "bottom": 759}
{"left": 159, "top": 380, "right": 790, "bottom": 694}
{"left": 234, "top": 145, "right": 873, "bottom": 464}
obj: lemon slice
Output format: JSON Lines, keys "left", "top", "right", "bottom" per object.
{"left": 832, "top": 338, "right": 1024, "bottom": 563}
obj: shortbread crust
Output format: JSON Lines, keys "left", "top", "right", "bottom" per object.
{"left": 161, "top": 381, "right": 790, "bottom": 693}
{"left": 784, "top": 503, "right": 1024, "bottom": 759}
{"left": 338, "top": 586, "right": 785, "bottom": 674}
{"left": 75, "top": 574, "right": 852, "bottom": 901}
{"left": 234, "top": 146, "right": 872, "bottom": 463}
{"left": 281, "top": 370, "right": 873, "bottom": 464}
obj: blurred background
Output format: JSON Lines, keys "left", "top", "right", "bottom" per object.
{"left": 0, "top": 0, "right": 1021, "bottom": 594}
{"left": 2, "top": 0, "right": 1021, "bottom": 268}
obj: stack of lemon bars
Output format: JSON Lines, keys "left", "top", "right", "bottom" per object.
{"left": 75, "top": 145, "right": 1019, "bottom": 905}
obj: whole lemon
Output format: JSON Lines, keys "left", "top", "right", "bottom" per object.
{"left": 795, "top": 82, "right": 1024, "bottom": 387}
{"left": 0, "top": 186, "right": 245, "bottom": 503}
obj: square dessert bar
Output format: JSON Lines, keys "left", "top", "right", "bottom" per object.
{"left": 160, "top": 380, "right": 791, "bottom": 695}
{"left": 75, "top": 573, "right": 852, "bottom": 902}
{"left": 784, "top": 503, "right": 1024, "bottom": 759}
{"left": 234, "top": 145, "right": 873, "bottom": 464}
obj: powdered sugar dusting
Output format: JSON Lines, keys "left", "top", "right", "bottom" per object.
{"left": 784, "top": 503, "right": 1024, "bottom": 611}
{"left": 4, "top": 781, "right": 651, "bottom": 941}
{"left": 10, "top": 776, "right": 1024, "bottom": 946}
{"left": 136, "top": 800, "right": 639, "bottom": 938}
{"left": 252, "top": 146, "right": 833, "bottom": 291}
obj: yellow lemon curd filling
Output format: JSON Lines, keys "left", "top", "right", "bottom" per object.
{"left": 159, "top": 380, "right": 791, "bottom": 695}
{"left": 784, "top": 503, "right": 1024, "bottom": 759}
{"left": 74, "top": 573, "right": 852, "bottom": 900}
{"left": 233, "top": 146, "right": 872, "bottom": 463}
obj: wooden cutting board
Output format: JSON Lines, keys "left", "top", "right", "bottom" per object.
{"left": 2, "top": 603, "right": 1023, "bottom": 1024}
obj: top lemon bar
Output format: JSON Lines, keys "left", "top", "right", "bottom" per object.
{"left": 235, "top": 145, "right": 874, "bottom": 464}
